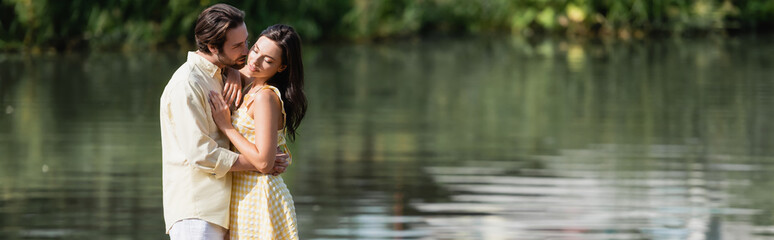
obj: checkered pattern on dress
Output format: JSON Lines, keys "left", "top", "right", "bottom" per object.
{"left": 228, "top": 85, "right": 298, "bottom": 240}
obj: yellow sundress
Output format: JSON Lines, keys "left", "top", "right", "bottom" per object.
{"left": 228, "top": 85, "right": 298, "bottom": 240}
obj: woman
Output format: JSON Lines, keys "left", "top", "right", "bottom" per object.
{"left": 208, "top": 24, "right": 307, "bottom": 240}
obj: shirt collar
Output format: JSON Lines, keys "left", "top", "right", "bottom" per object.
{"left": 188, "top": 51, "right": 222, "bottom": 80}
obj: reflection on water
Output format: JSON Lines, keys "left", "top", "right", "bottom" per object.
{"left": 2, "top": 35, "right": 774, "bottom": 239}
{"left": 418, "top": 147, "right": 762, "bottom": 239}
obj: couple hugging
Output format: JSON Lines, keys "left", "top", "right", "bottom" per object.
{"left": 159, "top": 3, "right": 306, "bottom": 240}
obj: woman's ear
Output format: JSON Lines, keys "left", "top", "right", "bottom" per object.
{"left": 278, "top": 65, "right": 287, "bottom": 73}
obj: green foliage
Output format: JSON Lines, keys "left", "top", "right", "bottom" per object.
{"left": 1, "top": 0, "right": 773, "bottom": 51}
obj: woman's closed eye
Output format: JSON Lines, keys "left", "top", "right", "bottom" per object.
{"left": 259, "top": 55, "right": 273, "bottom": 64}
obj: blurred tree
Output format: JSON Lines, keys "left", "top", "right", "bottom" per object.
{"left": 0, "top": 0, "right": 772, "bottom": 51}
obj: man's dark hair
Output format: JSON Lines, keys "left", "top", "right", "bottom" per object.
{"left": 194, "top": 4, "right": 245, "bottom": 54}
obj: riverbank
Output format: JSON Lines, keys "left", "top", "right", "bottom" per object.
{"left": 2, "top": 0, "right": 773, "bottom": 52}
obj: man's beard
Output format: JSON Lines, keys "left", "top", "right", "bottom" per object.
{"left": 217, "top": 52, "right": 247, "bottom": 69}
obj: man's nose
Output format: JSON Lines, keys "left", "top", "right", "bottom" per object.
{"left": 241, "top": 44, "right": 249, "bottom": 56}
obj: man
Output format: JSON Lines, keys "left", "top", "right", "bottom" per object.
{"left": 159, "top": 4, "right": 288, "bottom": 239}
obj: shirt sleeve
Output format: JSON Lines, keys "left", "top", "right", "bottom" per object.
{"left": 168, "top": 81, "right": 239, "bottom": 178}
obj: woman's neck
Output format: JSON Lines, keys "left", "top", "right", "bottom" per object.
{"left": 239, "top": 68, "right": 270, "bottom": 88}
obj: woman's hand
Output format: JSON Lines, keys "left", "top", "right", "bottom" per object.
{"left": 208, "top": 91, "right": 233, "bottom": 130}
{"left": 223, "top": 67, "right": 243, "bottom": 109}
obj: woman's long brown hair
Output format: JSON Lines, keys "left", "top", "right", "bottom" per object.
{"left": 261, "top": 24, "right": 307, "bottom": 142}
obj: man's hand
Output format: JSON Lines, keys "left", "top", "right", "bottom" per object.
{"left": 223, "top": 67, "right": 243, "bottom": 109}
{"left": 271, "top": 148, "right": 290, "bottom": 176}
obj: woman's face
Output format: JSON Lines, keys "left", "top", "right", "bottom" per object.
{"left": 244, "top": 36, "right": 285, "bottom": 79}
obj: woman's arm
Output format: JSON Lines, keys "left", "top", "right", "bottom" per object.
{"left": 248, "top": 89, "right": 282, "bottom": 172}
{"left": 208, "top": 90, "right": 281, "bottom": 173}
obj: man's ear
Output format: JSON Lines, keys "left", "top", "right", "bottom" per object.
{"left": 208, "top": 44, "right": 219, "bottom": 54}
{"left": 278, "top": 65, "right": 287, "bottom": 72}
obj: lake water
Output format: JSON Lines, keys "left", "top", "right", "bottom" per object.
{"left": 2, "top": 35, "right": 774, "bottom": 240}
